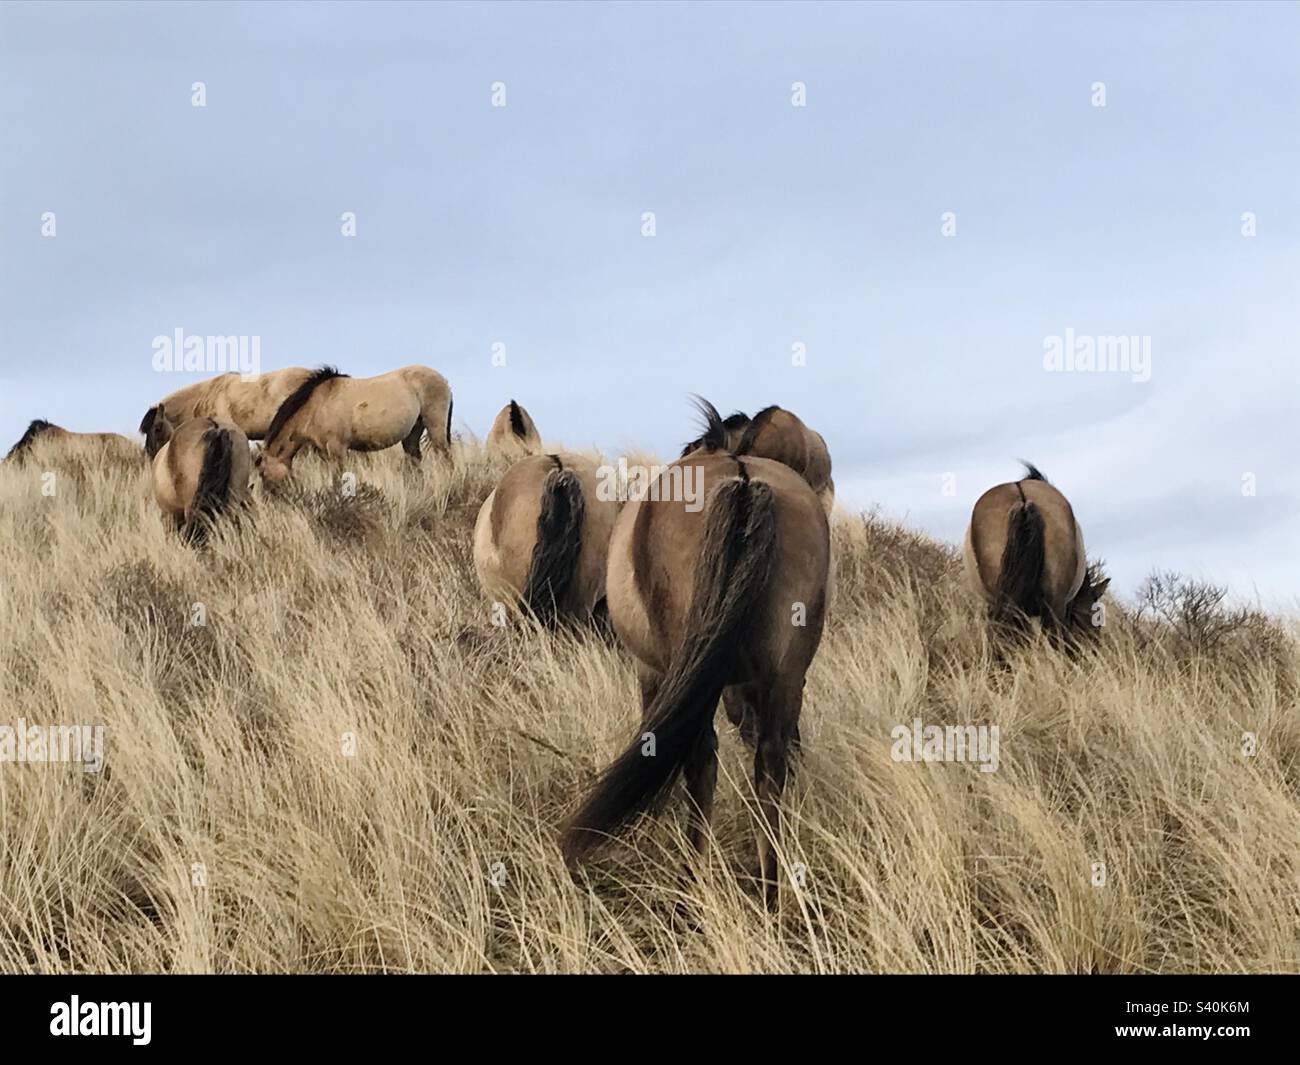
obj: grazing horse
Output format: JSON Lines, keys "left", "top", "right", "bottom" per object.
{"left": 682, "top": 404, "right": 834, "bottom": 513}
{"left": 139, "top": 367, "right": 314, "bottom": 443}
{"left": 149, "top": 413, "right": 251, "bottom": 546}
{"left": 255, "top": 365, "right": 453, "bottom": 483}
{"left": 562, "top": 399, "right": 831, "bottom": 907}
{"left": 5, "top": 420, "right": 141, "bottom": 464}
{"left": 964, "top": 463, "right": 1109, "bottom": 644}
{"left": 472, "top": 452, "right": 619, "bottom": 624}
{"left": 485, "top": 400, "right": 542, "bottom": 459}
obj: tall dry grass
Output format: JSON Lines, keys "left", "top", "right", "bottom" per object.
{"left": 0, "top": 438, "right": 1296, "bottom": 973}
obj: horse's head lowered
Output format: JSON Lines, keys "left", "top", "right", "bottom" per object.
{"left": 252, "top": 446, "right": 291, "bottom": 485}
{"left": 1066, "top": 564, "right": 1112, "bottom": 635}
{"left": 140, "top": 405, "right": 174, "bottom": 459}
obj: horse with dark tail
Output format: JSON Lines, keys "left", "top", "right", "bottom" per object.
{"left": 562, "top": 398, "right": 831, "bottom": 907}
{"left": 965, "top": 463, "right": 1109, "bottom": 649}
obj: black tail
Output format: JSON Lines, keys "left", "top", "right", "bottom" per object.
{"left": 521, "top": 457, "right": 586, "bottom": 625}
{"left": 184, "top": 428, "right": 234, "bottom": 547}
{"left": 445, "top": 395, "right": 454, "bottom": 447}
{"left": 508, "top": 399, "right": 526, "bottom": 438}
{"left": 993, "top": 490, "right": 1046, "bottom": 628}
{"left": 561, "top": 465, "right": 776, "bottom": 863}
{"left": 5, "top": 419, "right": 55, "bottom": 462}
{"left": 1019, "top": 460, "right": 1048, "bottom": 483}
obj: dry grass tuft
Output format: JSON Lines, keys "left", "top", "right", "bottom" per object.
{"left": 0, "top": 443, "right": 1295, "bottom": 973}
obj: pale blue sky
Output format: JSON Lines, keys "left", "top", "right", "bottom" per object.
{"left": 2, "top": 1, "right": 1298, "bottom": 603}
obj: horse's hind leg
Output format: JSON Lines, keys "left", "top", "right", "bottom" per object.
{"left": 683, "top": 725, "right": 718, "bottom": 855}
{"left": 401, "top": 417, "right": 425, "bottom": 461}
{"left": 723, "top": 682, "right": 759, "bottom": 747}
{"left": 420, "top": 391, "right": 452, "bottom": 457}
{"left": 637, "top": 664, "right": 661, "bottom": 724}
{"left": 753, "top": 677, "right": 802, "bottom": 910}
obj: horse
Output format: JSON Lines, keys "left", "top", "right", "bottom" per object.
{"left": 255, "top": 365, "right": 453, "bottom": 483}
{"left": 964, "top": 463, "right": 1109, "bottom": 646}
{"left": 4, "top": 420, "right": 142, "bottom": 464}
{"left": 473, "top": 452, "right": 619, "bottom": 625}
{"left": 138, "top": 367, "right": 314, "bottom": 444}
{"left": 485, "top": 400, "right": 541, "bottom": 459}
{"left": 148, "top": 413, "right": 251, "bottom": 546}
{"left": 681, "top": 403, "right": 834, "bottom": 513}
{"left": 561, "top": 399, "right": 831, "bottom": 908}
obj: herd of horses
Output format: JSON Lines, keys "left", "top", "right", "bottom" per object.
{"left": 3, "top": 365, "right": 1108, "bottom": 907}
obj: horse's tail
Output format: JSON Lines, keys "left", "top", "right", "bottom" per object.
{"left": 521, "top": 457, "right": 586, "bottom": 625}
{"left": 184, "top": 427, "right": 235, "bottom": 547}
{"left": 5, "top": 419, "right": 56, "bottom": 462}
{"left": 560, "top": 463, "right": 776, "bottom": 864}
{"left": 508, "top": 400, "right": 527, "bottom": 439}
{"left": 993, "top": 482, "right": 1046, "bottom": 627}
{"left": 444, "top": 394, "right": 454, "bottom": 448}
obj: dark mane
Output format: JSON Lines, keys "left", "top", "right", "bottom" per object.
{"left": 734, "top": 405, "right": 782, "bottom": 456}
{"left": 264, "top": 366, "right": 347, "bottom": 446}
{"left": 1019, "top": 461, "right": 1048, "bottom": 483}
{"left": 679, "top": 396, "right": 731, "bottom": 457}
{"left": 5, "top": 419, "right": 56, "bottom": 461}
{"left": 508, "top": 399, "right": 526, "bottom": 437}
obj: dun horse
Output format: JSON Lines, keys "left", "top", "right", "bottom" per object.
{"left": 682, "top": 404, "right": 834, "bottom": 513}
{"left": 473, "top": 452, "right": 618, "bottom": 624}
{"left": 139, "top": 367, "right": 314, "bottom": 443}
{"left": 255, "top": 365, "right": 453, "bottom": 483}
{"left": 5, "top": 420, "right": 141, "bottom": 464}
{"left": 485, "top": 400, "right": 542, "bottom": 459}
{"left": 964, "top": 463, "right": 1108, "bottom": 645}
{"left": 562, "top": 399, "right": 831, "bottom": 907}
{"left": 148, "top": 412, "right": 251, "bottom": 546}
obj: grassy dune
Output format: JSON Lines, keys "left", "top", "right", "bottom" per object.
{"left": 0, "top": 439, "right": 1296, "bottom": 973}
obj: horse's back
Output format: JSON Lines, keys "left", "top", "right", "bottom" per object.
{"left": 223, "top": 368, "right": 313, "bottom": 438}
{"left": 157, "top": 377, "right": 224, "bottom": 422}
{"left": 96, "top": 433, "right": 144, "bottom": 463}
{"left": 741, "top": 409, "right": 833, "bottom": 507}
{"left": 23, "top": 428, "right": 140, "bottom": 466}
{"left": 158, "top": 370, "right": 310, "bottom": 439}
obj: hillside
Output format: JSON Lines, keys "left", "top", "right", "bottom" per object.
{"left": 0, "top": 440, "right": 1296, "bottom": 973}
